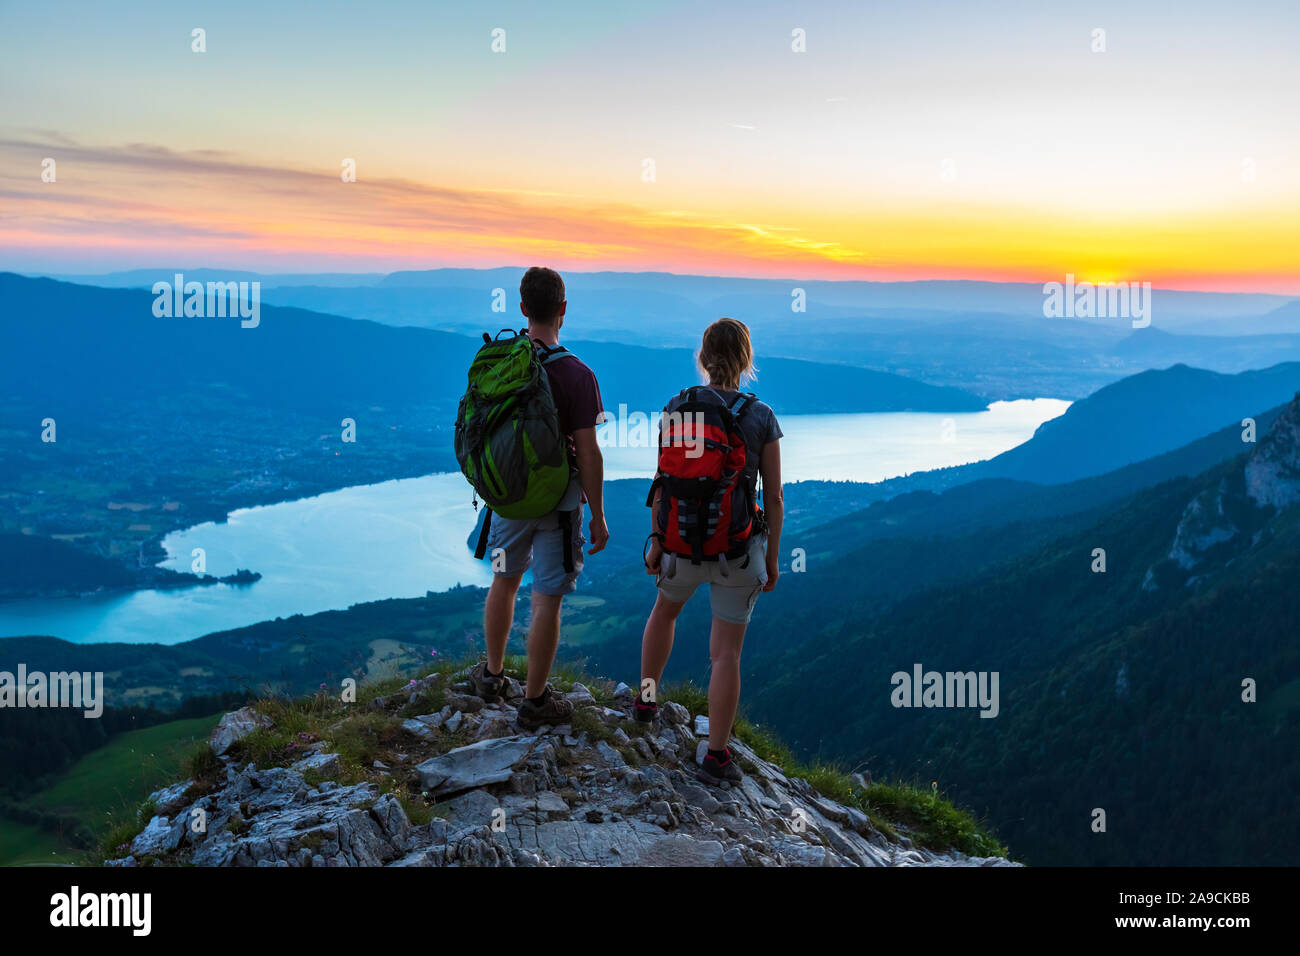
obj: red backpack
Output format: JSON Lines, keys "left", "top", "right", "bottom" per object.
{"left": 646, "top": 387, "right": 762, "bottom": 565}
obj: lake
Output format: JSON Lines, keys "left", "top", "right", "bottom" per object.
{"left": 0, "top": 399, "right": 1068, "bottom": 645}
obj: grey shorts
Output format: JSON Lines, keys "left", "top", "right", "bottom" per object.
{"left": 656, "top": 535, "right": 768, "bottom": 624}
{"left": 487, "top": 503, "right": 586, "bottom": 595}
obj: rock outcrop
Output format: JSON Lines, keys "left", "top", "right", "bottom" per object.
{"left": 208, "top": 706, "right": 273, "bottom": 756}
{"left": 110, "top": 671, "right": 1015, "bottom": 868}
{"left": 1244, "top": 396, "right": 1300, "bottom": 511}
{"left": 1151, "top": 394, "right": 1300, "bottom": 586}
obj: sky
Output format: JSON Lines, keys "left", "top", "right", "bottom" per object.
{"left": 1, "top": 0, "right": 1298, "bottom": 292}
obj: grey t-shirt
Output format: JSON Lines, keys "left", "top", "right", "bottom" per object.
{"left": 661, "top": 387, "right": 782, "bottom": 494}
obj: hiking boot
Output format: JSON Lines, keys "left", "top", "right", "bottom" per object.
{"left": 633, "top": 696, "right": 658, "bottom": 724}
{"left": 469, "top": 661, "right": 505, "bottom": 703}
{"left": 697, "top": 747, "right": 744, "bottom": 787}
{"left": 516, "top": 686, "right": 574, "bottom": 730}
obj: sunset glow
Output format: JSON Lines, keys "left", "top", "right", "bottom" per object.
{"left": 2, "top": 0, "right": 1298, "bottom": 293}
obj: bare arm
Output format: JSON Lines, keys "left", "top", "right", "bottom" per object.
{"left": 759, "top": 439, "right": 782, "bottom": 591}
{"left": 572, "top": 426, "right": 609, "bottom": 554}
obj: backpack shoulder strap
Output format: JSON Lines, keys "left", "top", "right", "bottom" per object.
{"left": 729, "top": 392, "right": 757, "bottom": 419}
{"left": 537, "top": 342, "right": 576, "bottom": 366}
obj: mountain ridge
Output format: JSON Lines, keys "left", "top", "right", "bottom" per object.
{"left": 101, "top": 663, "right": 1015, "bottom": 868}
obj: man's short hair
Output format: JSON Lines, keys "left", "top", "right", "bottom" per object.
{"left": 520, "top": 267, "right": 565, "bottom": 325}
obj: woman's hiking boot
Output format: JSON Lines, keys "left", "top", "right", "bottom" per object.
{"left": 697, "top": 746, "right": 744, "bottom": 787}
{"left": 633, "top": 696, "right": 659, "bottom": 723}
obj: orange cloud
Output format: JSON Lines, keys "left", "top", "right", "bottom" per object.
{"left": 1, "top": 137, "right": 1297, "bottom": 293}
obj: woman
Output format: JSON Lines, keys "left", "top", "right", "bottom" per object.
{"left": 636, "top": 317, "right": 783, "bottom": 787}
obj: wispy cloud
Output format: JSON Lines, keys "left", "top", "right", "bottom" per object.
{"left": 2, "top": 136, "right": 1298, "bottom": 293}
{"left": 0, "top": 136, "right": 885, "bottom": 276}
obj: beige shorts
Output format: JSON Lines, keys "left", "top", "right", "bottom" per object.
{"left": 656, "top": 535, "right": 768, "bottom": 624}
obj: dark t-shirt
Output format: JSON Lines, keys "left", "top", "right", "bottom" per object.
{"left": 538, "top": 348, "right": 604, "bottom": 455}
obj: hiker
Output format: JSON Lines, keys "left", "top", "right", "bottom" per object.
{"left": 636, "top": 317, "right": 783, "bottom": 786}
{"left": 457, "top": 266, "right": 609, "bottom": 728}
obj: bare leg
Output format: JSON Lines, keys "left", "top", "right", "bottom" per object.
{"left": 484, "top": 574, "right": 522, "bottom": 673}
{"left": 707, "top": 616, "right": 748, "bottom": 752}
{"left": 640, "top": 592, "right": 685, "bottom": 703}
{"left": 526, "top": 591, "right": 564, "bottom": 698}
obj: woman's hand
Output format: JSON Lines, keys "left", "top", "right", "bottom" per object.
{"left": 762, "top": 552, "right": 779, "bottom": 592}
{"left": 645, "top": 537, "right": 664, "bottom": 574}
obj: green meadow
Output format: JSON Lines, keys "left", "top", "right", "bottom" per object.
{"left": 0, "top": 713, "right": 221, "bottom": 866}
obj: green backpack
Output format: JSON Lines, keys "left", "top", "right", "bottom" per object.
{"left": 455, "top": 329, "right": 575, "bottom": 554}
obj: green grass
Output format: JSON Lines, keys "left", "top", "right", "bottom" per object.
{"left": 729, "top": 715, "right": 1007, "bottom": 858}
{"left": 661, "top": 680, "right": 709, "bottom": 716}
{"left": 0, "top": 819, "right": 65, "bottom": 868}
{"left": 650, "top": 685, "right": 1007, "bottom": 858}
{"left": 0, "top": 713, "right": 222, "bottom": 866}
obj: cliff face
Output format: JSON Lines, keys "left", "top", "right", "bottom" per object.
{"left": 1244, "top": 396, "right": 1300, "bottom": 511}
{"left": 109, "top": 672, "right": 1014, "bottom": 868}
{"left": 1153, "top": 394, "right": 1300, "bottom": 585}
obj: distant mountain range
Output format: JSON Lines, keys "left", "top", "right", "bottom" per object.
{"left": 44, "top": 266, "right": 1295, "bottom": 326}
{"left": 34, "top": 267, "right": 1298, "bottom": 401}
{"left": 966, "top": 363, "right": 1300, "bottom": 484}
{"left": 779, "top": 362, "right": 1300, "bottom": 508}
{"left": 0, "top": 273, "right": 985, "bottom": 418}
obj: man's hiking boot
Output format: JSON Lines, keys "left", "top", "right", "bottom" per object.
{"left": 516, "top": 686, "right": 574, "bottom": 730}
{"left": 469, "top": 661, "right": 505, "bottom": 703}
{"left": 697, "top": 747, "right": 744, "bottom": 787}
{"left": 633, "top": 696, "right": 658, "bottom": 723}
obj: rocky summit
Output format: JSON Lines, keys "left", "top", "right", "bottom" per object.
{"left": 108, "top": 670, "right": 1015, "bottom": 868}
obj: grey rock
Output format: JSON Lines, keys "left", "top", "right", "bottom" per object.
{"left": 595, "top": 740, "right": 627, "bottom": 768}
{"left": 131, "top": 815, "right": 182, "bottom": 857}
{"left": 402, "top": 718, "right": 437, "bottom": 740}
{"left": 415, "top": 736, "right": 537, "bottom": 795}
{"left": 445, "top": 693, "right": 486, "bottom": 714}
{"left": 442, "top": 788, "right": 503, "bottom": 827}
{"left": 146, "top": 781, "right": 194, "bottom": 817}
{"left": 210, "top": 706, "right": 273, "bottom": 756}
{"left": 142, "top": 669, "right": 1022, "bottom": 870}
{"left": 534, "top": 791, "right": 570, "bottom": 818}
{"left": 568, "top": 683, "right": 597, "bottom": 707}
{"left": 290, "top": 752, "right": 341, "bottom": 778}
{"left": 661, "top": 702, "right": 690, "bottom": 726}
{"left": 472, "top": 713, "right": 515, "bottom": 741}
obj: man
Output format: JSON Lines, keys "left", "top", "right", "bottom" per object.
{"left": 470, "top": 267, "right": 610, "bottom": 728}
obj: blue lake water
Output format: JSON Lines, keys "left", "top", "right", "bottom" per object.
{"left": 0, "top": 399, "right": 1068, "bottom": 645}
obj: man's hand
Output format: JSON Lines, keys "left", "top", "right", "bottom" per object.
{"left": 762, "top": 553, "right": 779, "bottom": 592}
{"left": 587, "top": 514, "right": 609, "bottom": 554}
{"left": 645, "top": 537, "right": 664, "bottom": 574}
